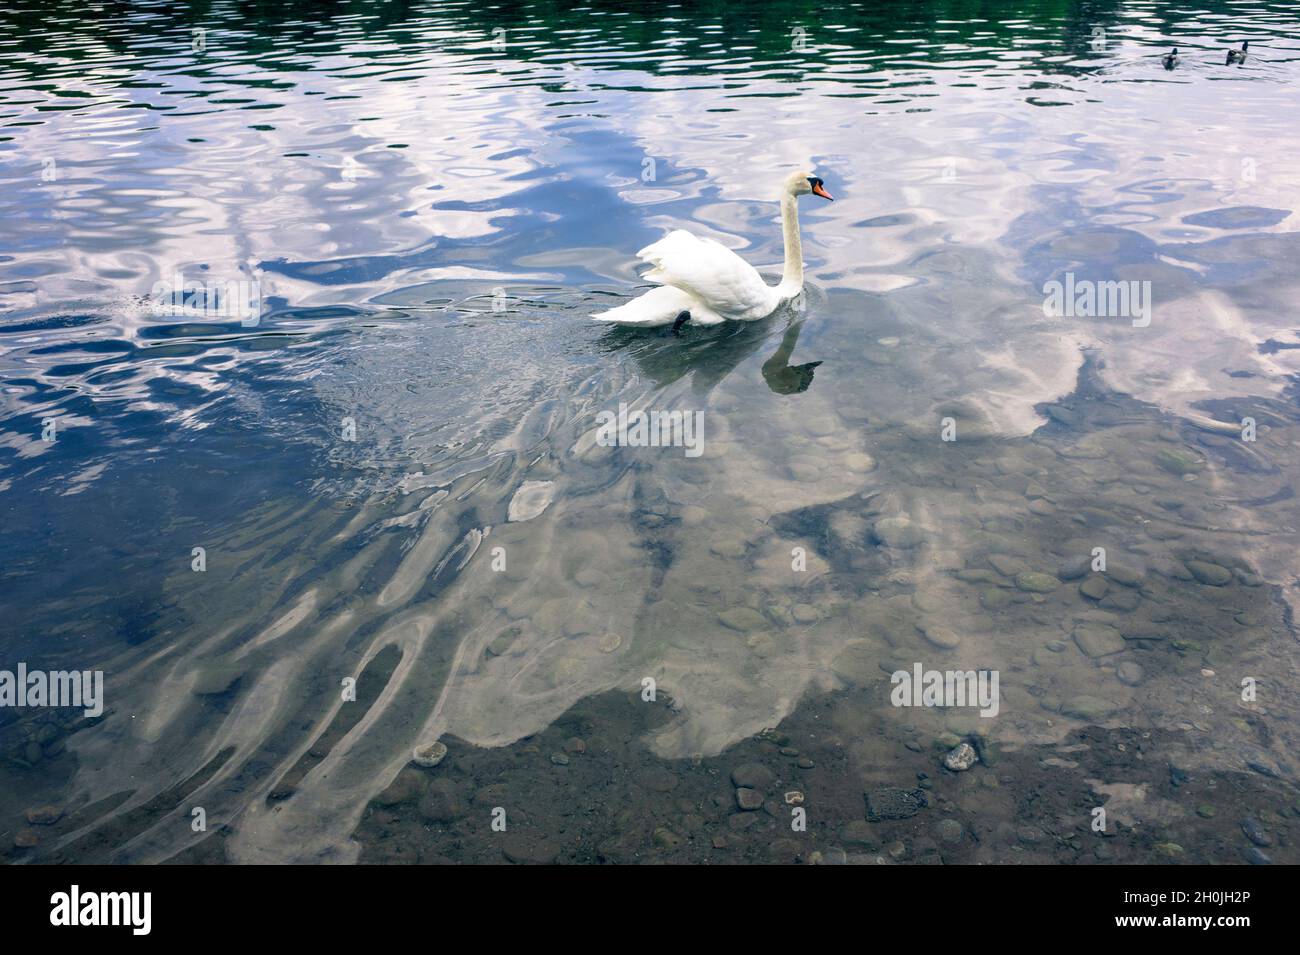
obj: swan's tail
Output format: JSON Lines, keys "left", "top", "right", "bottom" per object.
{"left": 592, "top": 285, "right": 717, "bottom": 327}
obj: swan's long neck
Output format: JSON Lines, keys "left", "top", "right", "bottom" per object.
{"left": 776, "top": 191, "right": 803, "bottom": 298}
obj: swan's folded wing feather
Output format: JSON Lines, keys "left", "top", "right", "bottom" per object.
{"left": 636, "top": 230, "right": 773, "bottom": 317}
{"left": 591, "top": 285, "right": 725, "bottom": 326}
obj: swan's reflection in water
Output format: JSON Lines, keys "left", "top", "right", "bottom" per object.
{"left": 761, "top": 321, "right": 822, "bottom": 395}
{"left": 598, "top": 309, "right": 820, "bottom": 398}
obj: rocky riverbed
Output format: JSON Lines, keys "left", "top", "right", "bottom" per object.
{"left": 343, "top": 686, "right": 1298, "bottom": 864}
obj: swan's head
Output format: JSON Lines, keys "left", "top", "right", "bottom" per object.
{"left": 786, "top": 169, "right": 833, "bottom": 201}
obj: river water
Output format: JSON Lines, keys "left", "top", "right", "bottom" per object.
{"left": 2, "top": 0, "right": 1299, "bottom": 863}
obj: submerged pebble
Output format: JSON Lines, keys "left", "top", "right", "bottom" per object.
{"left": 791, "top": 604, "right": 819, "bottom": 624}
{"left": 1116, "top": 660, "right": 1146, "bottom": 686}
{"left": 1058, "top": 557, "right": 1090, "bottom": 580}
{"left": 718, "top": 607, "right": 767, "bottom": 631}
{"left": 1100, "top": 589, "right": 1142, "bottom": 612}
{"left": 1074, "top": 625, "right": 1126, "bottom": 658}
{"left": 919, "top": 624, "right": 963, "bottom": 650}
{"left": 1186, "top": 560, "right": 1232, "bottom": 586}
{"left": 1154, "top": 447, "right": 1204, "bottom": 475}
{"left": 506, "top": 480, "right": 555, "bottom": 522}
{"left": 980, "top": 588, "right": 1012, "bottom": 610}
{"left": 1241, "top": 816, "right": 1272, "bottom": 847}
{"left": 943, "top": 742, "right": 978, "bottom": 772}
{"left": 1015, "top": 572, "right": 1060, "bottom": 593}
{"left": 1079, "top": 576, "right": 1108, "bottom": 600}
{"left": 1105, "top": 566, "right": 1143, "bottom": 587}
{"left": 1061, "top": 695, "right": 1121, "bottom": 720}
{"left": 412, "top": 740, "right": 448, "bottom": 768}
{"left": 731, "top": 763, "right": 775, "bottom": 790}
{"left": 24, "top": 805, "right": 63, "bottom": 826}
{"left": 865, "top": 787, "right": 929, "bottom": 821}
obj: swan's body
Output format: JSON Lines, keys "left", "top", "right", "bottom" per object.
{"left": 593, "top": 170, "right": 832, "bottom": 328}
{"left": 1226, "top": 40, "right": 1248, "bottom": 64}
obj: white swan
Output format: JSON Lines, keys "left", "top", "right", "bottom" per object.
{"left": 593, "top": 169, "right": 833, "bottom": 328}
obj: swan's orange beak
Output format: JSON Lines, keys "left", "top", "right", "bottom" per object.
{"left": 811, "top": 181, "right": 833, "bottom": 201}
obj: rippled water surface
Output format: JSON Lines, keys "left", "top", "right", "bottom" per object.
{"left": 4, "top": 0, "right": 1300, "bottom": 864}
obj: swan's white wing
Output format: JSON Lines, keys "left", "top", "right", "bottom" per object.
{"left": 637, "top": 230, "right": 776, "bottom": 319}
{"left": 591, "top": 285, "right": 725, "bottom": 327}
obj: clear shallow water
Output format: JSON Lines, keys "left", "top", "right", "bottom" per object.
{"left": 2, "top": 0, "right": 1300, "bottom": 863}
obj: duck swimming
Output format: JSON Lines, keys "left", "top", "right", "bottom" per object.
{"left": 1226, "top": 40, "right": 1249, "bottom": 65}
{"left": 1162, "top": 48, "right": 1178, "bottom": 70}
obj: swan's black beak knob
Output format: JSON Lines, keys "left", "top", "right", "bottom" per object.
{"left": 809, "top": 177, "right": 833, "bottom": 201}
